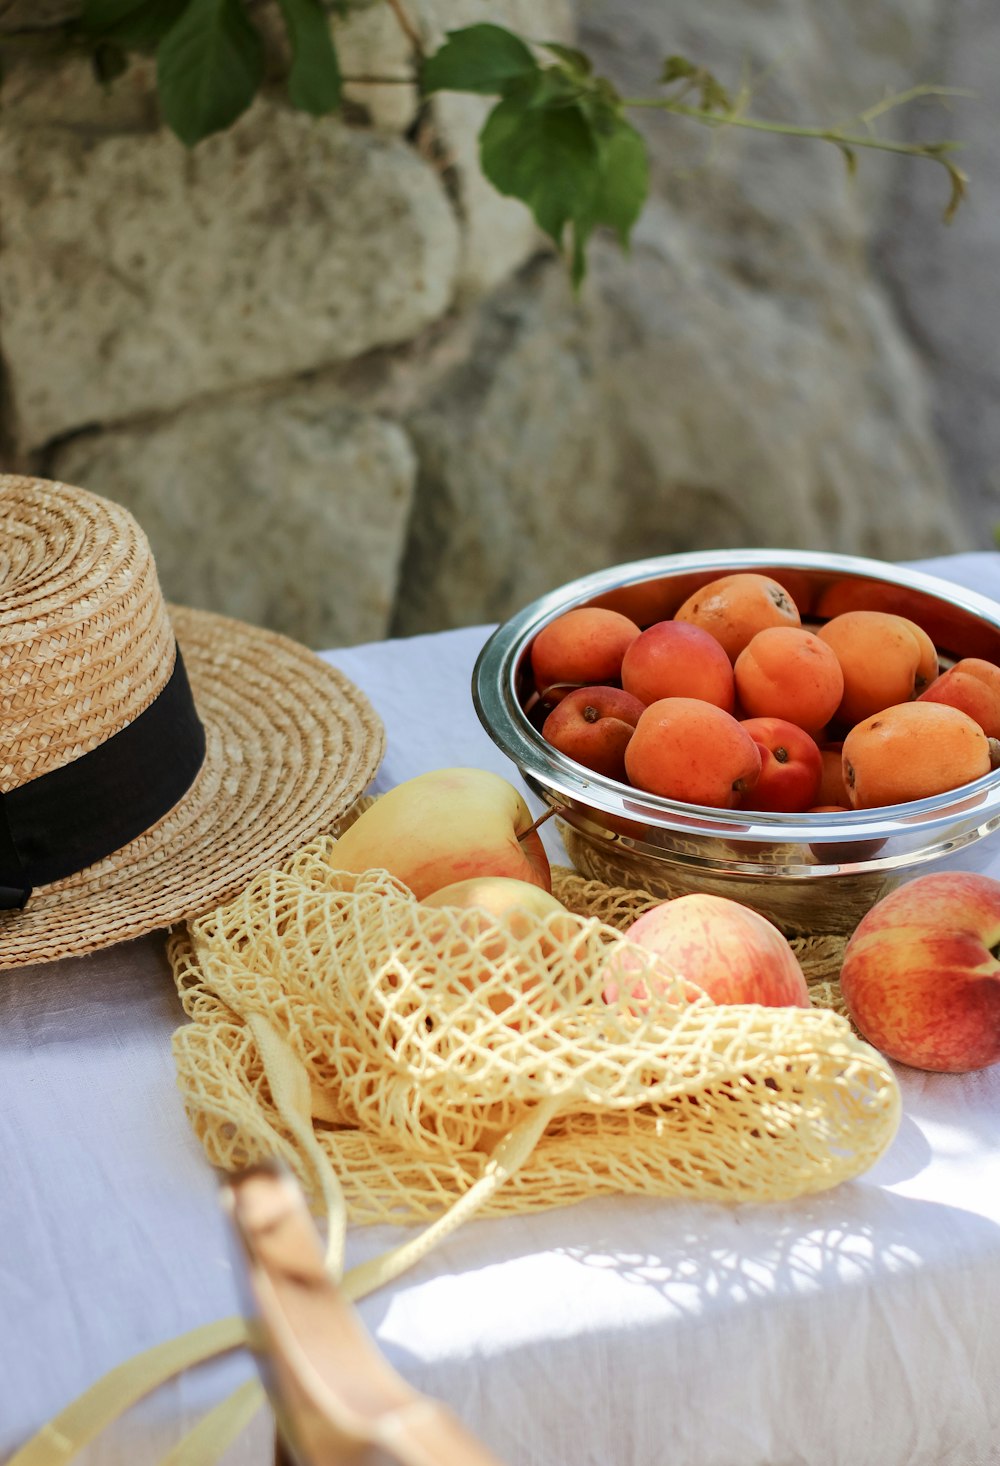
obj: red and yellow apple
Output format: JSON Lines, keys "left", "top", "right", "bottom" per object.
{"left": 541, "top": 685, "right": 646, "bottom": 781}
{"left": 332, "top": 768, "right": 551, "bottom": 897}
{"left": 839, "top": 871, "right": 1000, "bottom": 1072}
{"left": 603, "top": 892, "right": 811, "bottom": 1009}
{"left": 738, "top": 716, "right": 823, "bottom": 813}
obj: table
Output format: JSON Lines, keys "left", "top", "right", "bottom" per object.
{"left": 3, "top": 553, "right": 1000, "bottom": 1466}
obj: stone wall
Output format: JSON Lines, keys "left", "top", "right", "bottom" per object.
{"left": 0, "top": 0, "right": 990, "bottom": 650}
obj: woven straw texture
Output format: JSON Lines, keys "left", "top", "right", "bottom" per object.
{"left": 0, "top": 477, "right": 385, "bottom": 968}
{"left": 171, "top": 844, "right": 899, "bottom": 1229}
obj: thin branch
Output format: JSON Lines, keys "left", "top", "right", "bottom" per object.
{"left": 340, "top": 74, "right": 415, "bottom": 86}
{"left": 858, "top": 82, "right": 974, "bottom": 129}
{"left": 384, "top": 0, "right": 424, "bottom": 58}
{"left": 623, "top": 95, "right": 970, "bottom": 219}
{"left": 626, "top": 95, "right": 959, "bottom": 153}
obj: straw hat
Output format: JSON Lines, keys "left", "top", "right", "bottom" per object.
{"left": 0, "top": 475, "right": 385, "bottom": 970}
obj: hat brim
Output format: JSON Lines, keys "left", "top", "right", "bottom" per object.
{"left": 0, "top": 605, "right": 384, "bottom": 969}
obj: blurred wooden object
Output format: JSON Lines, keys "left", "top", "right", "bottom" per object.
{"left": 223, "top": 1164, "right": 506, "bottom": 1466}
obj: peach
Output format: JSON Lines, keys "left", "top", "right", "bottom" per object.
{"left": 624, "top": 698, "right": 762, "bottom": 808}
{"left": 738, "top": 717, "right": 822, "bottom": 813}
{"left": 603, "top": 893, "right": 811, "bottom": 1008}
{"left": 918, "top": 658, "right": 1000, "bottom": 738}
{"left": 842, "top": 702, "right": 991, "bottom": 809}
{"left": 817, "top": 610, "right": 939, "bottom": 726}
{"left": 620, "top": 620, "right": 735, "bottom": 711}
{"left": 673, "top": 572, "right": 801, "bottom": 662}
{"left": 530, "top": 606, "right": 640, "bottom": 703}
{"left": 423, "top": 876, "right": 575, "bottom": 1021}
{"left": 839, "top": 872, "right": 1000, "bottom": 1071}
{"left": 541, "top": 685, "right": 646, "bottom": 781}
{"left": 734, "top": 626, "right": 844, "bottom": 733}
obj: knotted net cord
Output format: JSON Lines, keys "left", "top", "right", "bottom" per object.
{"left": 12, "top": 836, "right": 898, "bottom": 1466}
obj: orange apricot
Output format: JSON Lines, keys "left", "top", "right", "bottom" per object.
{"left": 759, "top": 568, "right": 817, "bottom": 616}
{"left": 817, "top": 610, "right": 940, "bottom": 726}
{"left": 673, "top": 573, "right": 801, "bottom": 662}
{"left": 918, "top": 658, "right": 1000, "bottom": 738}
{"left": 734, "top": 626, "right": 844, "bottom": 733}
{"left": 621, "top": 620, "right": 735, "bottom": 711}
{"left": 624, "top": 698, "right": 762, "bottom": 808}
{"left": 817, "top": 743, "right": 850, "bottom": 807}
{"left": 530, "top": 607, "right": 640, "bottom": 702}
{"left": 842, "top": 701, "right": 991, "bottom": 809}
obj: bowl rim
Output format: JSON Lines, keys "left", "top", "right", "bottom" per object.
{"left": 472, "top": 547, "right": 1000, "bottom": 860}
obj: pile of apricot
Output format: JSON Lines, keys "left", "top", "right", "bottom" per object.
{"left": 528, "top": 571, "right": 1000, "bottom": 813}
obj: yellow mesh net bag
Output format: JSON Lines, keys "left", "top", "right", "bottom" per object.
{"left": 13, "top": 837, "right": 898, "bottom": 1466}
{"left": 170, "top": 837, "right": 897, "bottom": 1240}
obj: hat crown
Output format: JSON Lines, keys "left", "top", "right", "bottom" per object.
{"left": 0, "top": 477, "right": 176, "bottom": 792}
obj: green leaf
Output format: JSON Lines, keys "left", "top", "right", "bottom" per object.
{"left": 479, "top": 92, "right": 599, "bottom": 243}
{"left": 661, "top": 54, "right": 698, "bottom": 85}
{"left": 587, "top": 118, "right": 649, "bottom": 247}
{"left": 539, "top": 41, "right": 592, "bottom": 78}
{"left": 81, "top": 0, "right": 191, "bottom": 49}
{"left": 660, "top": 51, "right": 731, "bottom": 112}
{"left": 157, "top": 0, "right": 263, "bottom": 146}
{"left": 568, "top": 118, "right": 649, "bottom": 287}
{"left": 421, "top": 23, "right": 538, "bottom": 97}
{"left": 517, "top": 65, "right": 584, "bottom": 111}
{"left": 836, "top": 141, "right": 858, "bottom": 177}
{"left": 277, "top": 0, "right": 342, "bottom": 115}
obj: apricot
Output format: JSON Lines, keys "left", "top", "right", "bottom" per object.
{"left": 673, "top": 572, "right": 801, "bottom": 662}
{"left": 624, "top": 698, "right": 762, "bottom": 808}
{"left": 734, "top": 626, "right": 844, "bottom": 733}
{"left": 759, "top": 568, "right": 816, "bottom": 616}
{"left": 817, "top": 610, "right": 940, "bottom": 726}
{"left": 918, "top": 658, "right": 1000, "bottom": 738}
{"left": 842, "top": 701, "right": 991, "bottom": 809}
{"left": 620, "top": 620, "right": 735, "bottom": 711}
{"left": 541, "top": 685, "right": 646, "bottom": 781}
{"left": 530, "top": 607, "right": 640, "bottom": 702}
{"left": 817, "top": 743, "right": 850, "bottom": 807}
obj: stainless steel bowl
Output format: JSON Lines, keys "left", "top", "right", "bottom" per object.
{"left": 472, "top": 549, "right": 1000, "bottom": 936}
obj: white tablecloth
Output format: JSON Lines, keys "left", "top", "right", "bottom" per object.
{"left": 3, "top": 554, "right": 1000, "bottom": 1466}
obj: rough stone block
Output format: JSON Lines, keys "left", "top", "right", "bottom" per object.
{"left": 52, "top": 392, "right": 417, "bottom": 649}
{"left": 393, "top": 260, "right": 618, "bottom": 635}
{"left": 0, "top": 98, "right": 460, "bottom": 450}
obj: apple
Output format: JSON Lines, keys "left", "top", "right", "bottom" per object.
{"left": 839, "top": 871, "right": 1000, "bottom": 1072}
{"left": 423, "top": 876, "right": 575, "bottom": 1019}
{"left": 603, "top": 892, "right": 811, "bottom": 1009}
{"left": 738, "top": 717, "right": 822, "bottom": 813}
{"left": 541, "top": 685, "right": 646, "bottom": 780}
{"left": 331, "top": 768, "right": 551, "bottom": 898}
